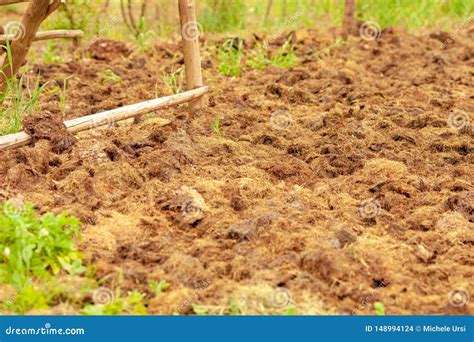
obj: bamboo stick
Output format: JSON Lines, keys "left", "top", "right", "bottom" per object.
{"left": 0, "top": 29, "right": 83, "bottom": 45}
{"left": 0, "top": 86, "right": 209, "bottom": 151}
{"left": 0, "top": 0, "right": 61, "bottom": 95}
{"left": 178, "top": 0, "right": 204, "bottom": 111}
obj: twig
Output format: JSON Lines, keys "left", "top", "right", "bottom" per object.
{"left": 0, "top": 29, "right": 83, "bottom": 45}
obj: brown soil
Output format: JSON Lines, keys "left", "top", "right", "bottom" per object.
{"left": 0, "top": 27, "right": 473, "bottom": 315}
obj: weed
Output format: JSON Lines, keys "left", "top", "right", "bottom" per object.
{"left": 218, "top": 38, "right": 244, "bottom": 77}
{"left": 314, "top": 38, "right": 348, "bottom": 60}
{"left": 1, "top": 42, "right": 48, "bottom": 135}
{"left": 374, "top": 302, "right": 386, "bottom": 315}
{"left": 162, "top": 67, "right": 184, "bottom": 94}
{"left": 149, "top": 280, "right": 170, "bottom": 296}
{"left": 227, "top": 297, "right": 242, "bottom": 315}
{"left": 47, "top": 77, "right": 71, "bottom": 117}
{"left": 42, "top": 41, "right": 64, "bottom": 64}
{"left": 0, "top": 200, "right": 83, "bottom": 289}
{"left": 192, "top": 304, "right": 209, "bottom": 315}
{"left": 272, "top": 39, "right": 298, "bottom": 68}
{"left": 99, "top": 69, "right": 123, "bottom": 85}
{"left": 83, "top": 290, "right": 147, "bottom": 315}
{"left": 134, "top": 16, "right": 157, "bottom": 53}
{"left": 210, "top": 114, "right": 222, "bottom": 138}
{"left": 247, "top": 38, "right": 298, "bottom": 70}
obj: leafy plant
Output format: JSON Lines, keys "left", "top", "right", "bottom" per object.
{"left": 99, "top": 69, "right": 123, "bottom": 85}
{"left": 83, "top": 290, "right": 147, "bottom": 315}
{"left": 218, "top": 38, "right": 244, "bottom": 77}
{"left": 134, "top": 16, "right": 157, "bottom": 53}
{"left": 210, "top": 114, "right": 222, "bottom": 138}
{"left": 374, "top": 302, "right": 386, "bottom": 315}
{"left": 0, "top": 200, "right": 83, "bottom": 289}
{"left": 149, "top": 280, "right": 170, "bottom": 296}
{"left": 247, "top": 38, "right": 298, "bottom": 70}
{"left": 42, "top": 41, "right": 64, "bottom": 64}
{"left": 162, "top": 67, "right": 184, "bottom": 94}
{"left": 272, "top": 39, "right": 298, "bottom": 68}
{"left": 227, "top": 297, "right": 242, "bottom": 315}
{"left": 192, "top": 304, "right": 209, "bottom": 315}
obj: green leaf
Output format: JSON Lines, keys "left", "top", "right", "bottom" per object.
{"left": 374, "top": 302, "right": 385, "bottom": 316}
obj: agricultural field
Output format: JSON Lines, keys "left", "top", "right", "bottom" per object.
{"left": 0, "top": 0, "right": 473, "bottom": 316}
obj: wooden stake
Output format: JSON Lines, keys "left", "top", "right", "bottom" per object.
{"left": 0, "top": 86, "right": 210, "bottom": 151}
{"left": 342, "top": 0, "right": 358, "bottom": 39}
{"left": 178, "top": 0, "right": 204, "bottom": 111}
{"left": 0, "top": 0, "right": 61, "bottom": 95}
{"left": 0, "top": 0, "right": 30, "bottom": 5}
{"left": 0, "top": 29, "right": 83, "bottom": 45}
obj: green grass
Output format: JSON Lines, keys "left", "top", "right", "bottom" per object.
{"left": 99, "top": 69, "right": 123, "bottom": 85}
{"left": 26, "top": 0, "right": 473, "bottom": 48}
{"left": 0, "top": 43, "right": 48, "bottom": 135}
{"left": 162, "top": 67, "right": 184, "bottom": 94}
{"left": 210, "top": 114, "right": 222, "bottom": 138}
{"left": 218, "top": 38, "right": 244, "bottom": 77}
{"left": 149, "top": 279, "right": 170, "bottom": 296}
{"left": 0, "top": 200, "right": 84, "bottom": 288}
{"left": 248, "top": 38, "right": 298, "bottom": 70}
{"left": 82, "top": 290, "right": 147, "bottom": 315}
{"left": 374, "top": 302, "right": 386, "bottom": 315}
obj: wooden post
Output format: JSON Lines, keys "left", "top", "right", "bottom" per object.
{"left": 178, "top": 0, "right": 204, "bottom": 111}
{"left": 0, "top": 0, "right": 61, "bottom": 95}
{"left": 342, "top": 0, "right": 358, "bottom": 39}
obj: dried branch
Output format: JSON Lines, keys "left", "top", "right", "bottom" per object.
{"left": 0, "top": 29, "right": 83, "bottom": 45}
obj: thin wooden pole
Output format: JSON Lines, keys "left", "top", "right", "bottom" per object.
{"left": 0, "top": 86, "right": 209, "bottom": 151}
{"left": 0, "top": 30, "right": 83, "bottom": 45}
{"left": 178, "top": 0, "right": 204, "bottom": 111}
{"left": 0, "top": 0, "right": 61, "bottom": 95}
